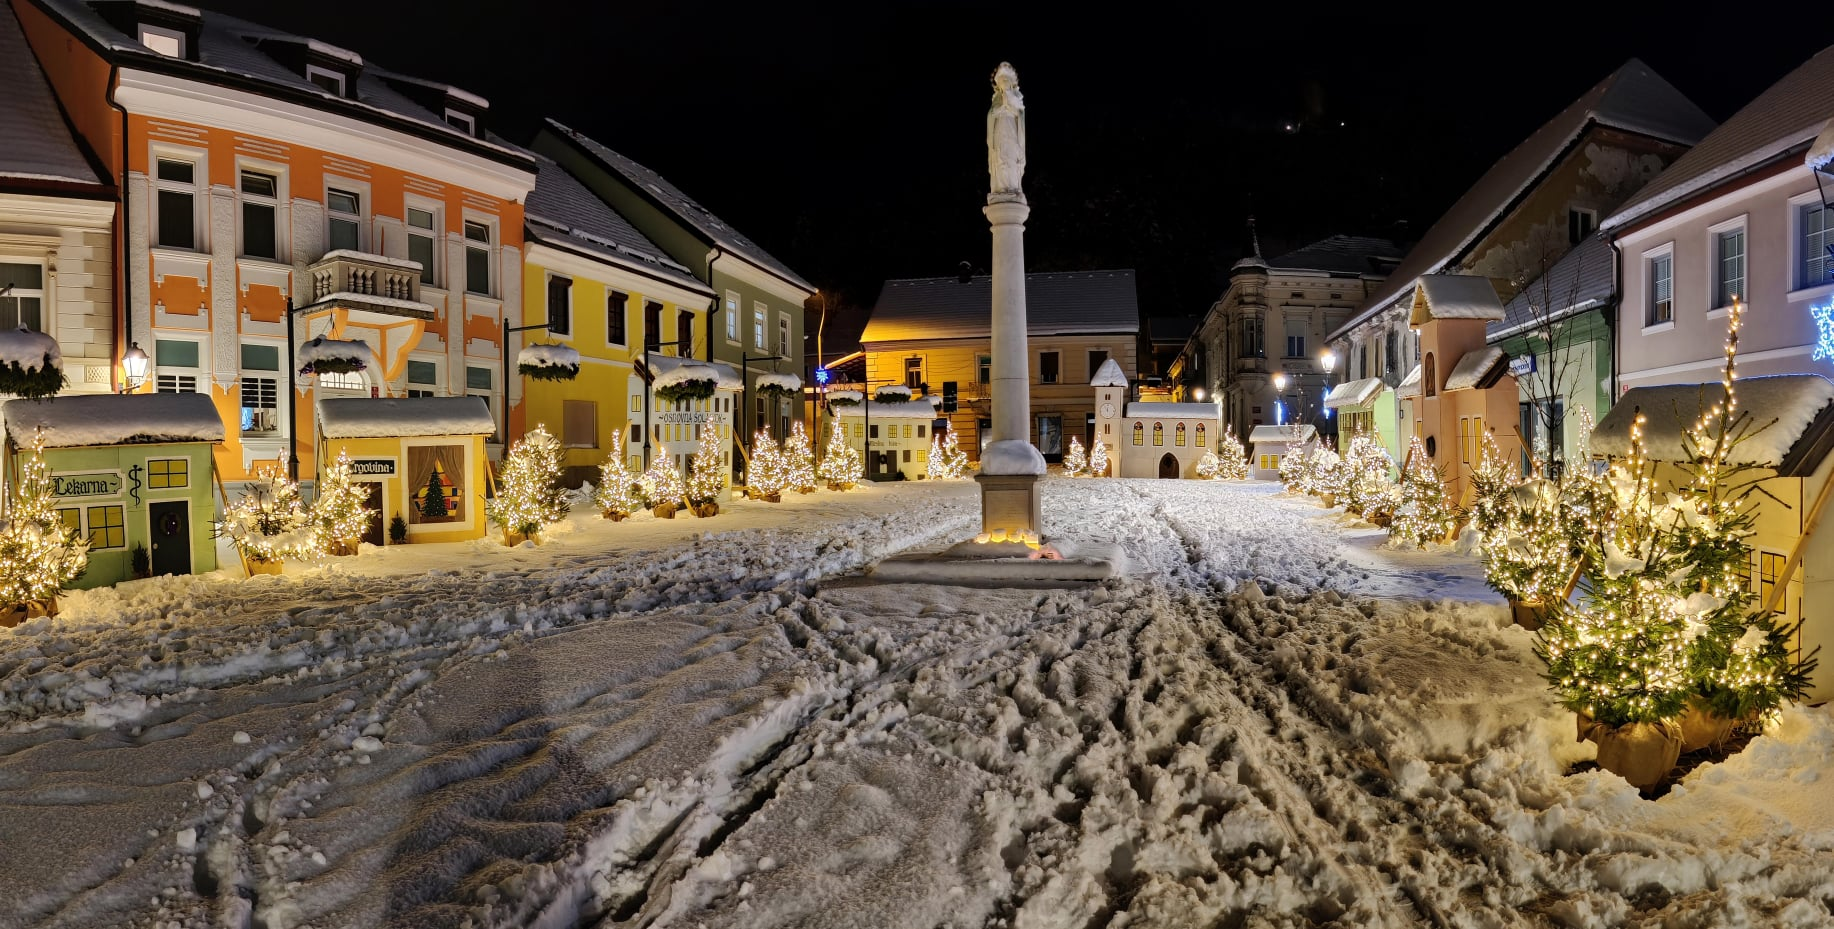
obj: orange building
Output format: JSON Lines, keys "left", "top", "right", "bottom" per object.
{"left": 14, "top": 0, "right": 536, "bottom": 490}
{"left": 1395, "top": 275, "right": 1521, "bottom": 501}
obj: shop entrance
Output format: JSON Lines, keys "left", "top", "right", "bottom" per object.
{"left": 360, "top": 482, "right": 385, "bottom": 546}
{"left": 148, "top": 501, "right": 190, "bottom": 576}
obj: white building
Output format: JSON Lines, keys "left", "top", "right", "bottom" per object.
{"left": 827, "top": 392, "right": 944, "bottom": 481}
{"left": 1248, "top": 424, "right": 1316, "bottom": 481}
{"left": 629, "top": 355, "right": 740, "bottom": 484}
{"left": 1091, "top": 358, "right": 1224, "bottom": 478}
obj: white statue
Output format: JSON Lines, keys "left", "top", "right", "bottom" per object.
{"left": 987, "top": 62, "right": 1025, "bottom": 196}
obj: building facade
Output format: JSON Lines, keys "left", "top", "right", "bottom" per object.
{"left": 1395, "top": 275, "right": 1521, "bottom": 502}
{"left": 1091, "top": 358, "right": 1224, "bottom": 479}
{"left": 860, "top": 270, "right": 1140, "bottom": 463}
{"left": 17, "top": 0, "right": 537, "bottom": 492}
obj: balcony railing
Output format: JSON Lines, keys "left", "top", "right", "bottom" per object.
{"left": 305, "top": 250, "right": 433, "bottom": 318}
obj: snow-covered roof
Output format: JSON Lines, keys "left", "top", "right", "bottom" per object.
{"left": 1444, "top": 346, "right": 1509, "bottom": 392}
{"left": 1409, "top": 275, "right": 1506, "bottom": 326}
{"left": 862, "top": 270, "right": 1140, "bottom": 343}
{"left": 1090, "top": 357, "right": 1128, "bottom": 386}
{"left": 540, "top": 120, "right": 812, "bottom": 294}
{"left": 524, "top": 156, "right": 708, "bottom": 293}
{"left": 1262, "top": 236, "right": 1405, "bottom": 277}
{"left": 832, "top": 400, "right": 941, "bottom": 420}
{"left": 1336, "top": 60, "right": 1713, "bottom": 339}
{"left": 517, "top": 342, "right": 580, "bottom": 369}
{"left": 1609, "top": 45, "right": 1834, "bottom": 232}
{"left": 1324, "top": 376, "right": 1386, "bottom": 409}
{"left": 757, "top": 373, "right": 802, "bottom": 392}
{"left": 1396, "top": 363, "right": 1423, "bottom": 400}
{"left": 1592, "top": 375, "right": 1834, "bottom": 474}
{"left": 1124, "top": 402, "right": 1222, "bottom": 420}
{"left": 1492, "top": 235, "right": 1615, "bottom": 339}
{"left": 644, "top": 355, "right": 743, "bottom": 391}
{"left": 3, "top": 393, "right": 224, "bottom": 448}
{"left": 1249, "top": 424, "right": 1316, "bottom": 445}
{"left": 0, "top": 4, "right": 109, "bottom": 190}
{"left": 318, "top": 397, "right": 495, "bottom": 438}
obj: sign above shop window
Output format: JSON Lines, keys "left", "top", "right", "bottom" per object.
{"left": 350, "top": 459, "right": 396, "bottom": 476}
{"left": 1508, "top": 355, "right": 1536, "bottom": 376}
{"left": 52, "top": 471, "right": 122, "bottom": 498}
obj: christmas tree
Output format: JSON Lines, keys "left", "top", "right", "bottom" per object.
{"left": 485, "top": 424, "right": 570, "bottom": 542}
{"left": 1480, "top": 476, "right": 1577, "bottom": 606}
{"left": 746, "top": 429, "right": 789, "bottom": 499}
{"left": 596, "top": 433, "right": 643, "bottom": 519}
{"left": 1339, "top": 431, "right": 1395, "bottom": 515}
{"left": 1195, "top": 450, "right": 1222, "bottom": 479}
{"left": 215, "top": 463, "right": 312, "bottom": 564}
{"left": 817, "top": 422, "right": 862, "bottom": 490}
{"left": 1215, "top": 426, "right": 1249, "bottom": 480}
{"left": 420, "top": 467, "right": 447, "bottom": 520}
{"left": 783, "top": 421, "right": 817, "bottom": 493}
{"left": 309, "top": 450, "right": 372, "bottom": 555}
{"left": 1389, "top": 436, "right": 1456, "bottom": 547}
{"left": 1278, "top": 442, "right": 1314, "bottom": 491}
{"left": 1468, "top": 431, "right": 1517, "bottom": 539}
{"left": 1062, "top": 436, "right": 1087, "bottom": 476}
{"left": 926, "top": 430, "right": 969, "bottom": 480}
{"left": 1088, "top": 437, "right": 1109, "bottom": 478}
{"left": 686, "top": 423, "right": 728, "bottom": 512}
{"left": 640, "top": 455, "right": 687, "bottom": 511}
{"left": 0, "top": 430, "right": 89, "bottom": 606}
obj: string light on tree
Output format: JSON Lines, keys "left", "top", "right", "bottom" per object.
{"left": 1088, "top": 437, "right": 1109, "bottom": 478}
{"left": 747, "top": 429, "right": 790, "bottom": 500}
{"left": 1062, "top": 436, "right": 1087, "bottom": 476}
{"left": 818, "top": 422, "right": 863, "bottom": 490}
{"left": 596, "top": 433, "right": 644, "bottom": 520}
{"left": 309, "top": 450, "right": 372, "bottom": 556}
{"left": 782, "top": 421, "right": 818, "bottom": 494}
{"left": 485, "top": 424, "right": 570, "bottom": 543}
{"left": 1389, "top": 436, "right": 1455, "bottom": 547}
{"left": 1215, "top": 426, "right": 1249, "bottom": 480}
{"left": 215, "top": 463, "right": 313, "bottom": 566}
{"left": 640, "top": 455, "right": 687, "bottom": 512}
{"left": 1339, "top": 431, "right": 1395, "bottom": 515}
{"left": 926, "top": 429, "right": 969, "bottom": 480}
{"left": 686, "top": 423, "right": 730, "bottom": 514}
{"left": 0, "top": 429, "right": 89, "bottom": 610}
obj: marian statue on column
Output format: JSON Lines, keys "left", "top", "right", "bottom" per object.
{"left": 987, "top": 62, "right": 1025, "bottom": 198}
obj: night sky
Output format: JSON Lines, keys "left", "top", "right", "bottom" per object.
{"left": 207, "top": 1, "right": 1829, "bottom": 345}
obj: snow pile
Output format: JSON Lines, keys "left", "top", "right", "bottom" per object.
{"left": 2, "top": 392, "right": 224, "bottom": 447}
{"left": 979, "top": 438, "right": 1046, "bottom": 475}
{"left": 1444, "top": 344, "right": 1507, "bottom": 391}
{"left": 515, "top": 342, "right": 580, "bottom": 370}
{"left": 652, "top": 359, "right": 742, "bottom": 391}
{"left": 0, "top": 327, "right": 60, "bottom": 372}
{"left": 296, "top": 336, "right": 379, "bottom": 375}
{"left": 317, "top": 396, "right": 495, "bottom": 438}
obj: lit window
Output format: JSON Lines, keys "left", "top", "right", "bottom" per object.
{"left": 138, "top": 24, "right": 184, "bottom": 57}
{"left": 87, "top": 505, "right": 126, "bottom": 549}
{"left": 240, "top": 342, "right": 281, "bottom": 433}
{"left": 305, "top": 65, "right": 346, "bottom": 97}
{"left": 148, "top": 458, "right": 189, "bottom": 489}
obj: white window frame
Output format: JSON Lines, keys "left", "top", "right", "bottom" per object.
{"left": 138, "top": 23, "right": 184, "bottom": 58}
{"left": 236, "top": 161, "right": 285, "bottom": 262}
{"left": 154, "top": 335, "right": 205, "bottom": 394}
{"left": 305, "top": 64, "right": 346, "bottom": 97}
{"left": 1787, "top": 189, "right": 1834, "bottom": 302}
{"left": 237, "top": 339, "right": 285, "bottom": 435}
{"left": 403, "top": 196, "right": 442, "bottom": 287}
{"left": 445, "top": 109, "right": 476, "bottom": 136}
{"left": 151, "top": 147, "right": 206, "bottom": 252}
{"left": 777, "top": 313, "right": 791, "bottom": 357}
{"left": 0, "top": 258, "right": 47, "bottom": 333}
{"left": 1707, "top": 215, "right": 1748, "bottom": 317}
{"left": 1643, "top": 243, "right": 1675, "bottom": 333}
{"left": 466, "top": 364, "right": 497, "bottom": 440}
{"left": 725, "top": 290, "right": 740, "bottom": 343}
{"left": 406, "top": 354, "right": 442, "bottom": 397}
{"left": 752, "top": 300, "right": 767, "bottom": 349}
{"left": 324, "top": 180, "right": 369, "bottom": 254}
{"left": 462, "top": 214, "right": 496, "bottom": 297}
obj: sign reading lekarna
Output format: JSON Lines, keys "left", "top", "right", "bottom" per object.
{"left": 52, "top": 471, "right": 122, "bottom": 497}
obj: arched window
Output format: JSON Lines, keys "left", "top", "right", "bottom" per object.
{"left": 1153, "top": 422, "right": 1164, "bottom": 446}
{"left": 1175, "top": 423, "right": 1187, "bottom": 446}
{"left": 1132, "top": 422, "right": 1144, "bottom": 446}
{"left": 1195, "top": 423, "right": 1207, "bottom": 449}
{"left": 1423, "top": 352, "right": 1437, "bottom": 397}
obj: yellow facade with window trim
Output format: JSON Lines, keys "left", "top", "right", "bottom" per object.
{"left": 319, "top": 433, "right": 489, "bottom": 545}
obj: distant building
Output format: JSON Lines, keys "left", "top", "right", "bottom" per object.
{"left": 859, "top": 269, "right": 1140, "bottom": 463}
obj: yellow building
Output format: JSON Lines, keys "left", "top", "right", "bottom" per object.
{"left": 860, "top": 270, "right": 1140, "bottom": 463}
{"left": 318, "top": 397, "right": 496, "bottom": 545}
{"left": 515, "top": 156, "right": 715, "bottom": 485}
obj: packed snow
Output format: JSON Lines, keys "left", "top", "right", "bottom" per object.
{"left": 2, "top": 479, "right": 1833, "bottom": 929}
{"left": 516, "top": 342, "right": 582, "bottom": 371}
{"left": 980, "top": 438, "right": 1048, "bottom": 475}
{"left": 756, "top": 373, "right": 802, "bottom": 393}
{"left": 296, "top": 336, "right": 381, "bottom": 375}
{"left": 2, "top": 392, "right": 224, "bottom": 448}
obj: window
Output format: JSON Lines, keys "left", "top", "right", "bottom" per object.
{"left": 1423, "top": 353, "right": 1437, "bottom": 398}
{"left": 305, "top": 65, "right": 346, "bottom": 97}
{"left": 753, "top": 302, "right": 767, "bottom": 348}
{"left": 240, "top": 169, "right": 279, "bottom": 260}
{"left": 1458, "top": 416, "right": 1484, "bottom": 466}
{"left": 905, "top": 356, "right": 923, "bottom": 390}
{"left": 464, "top": 221, "right": 492, "bottom": 295}
{"left": 466, "top": 365, "right": 495, "bottom": 438}
{"left": 407, "top": 207, "right": 437, "bottom": 285}
{"left": 546, "top": 275, "right": 571, "bottom": 335}
{"left": 148, "top": 458, "right": 188, "bottom": 489}
{"left": 1568, "top": 208, "right": 1596, "bottom": 245}
{"left": 679, "top": 311, "right": 695, "bottom": 357}
{"left": 645, "top": 301, "right": 663, "bottom": 352}
{"left": 563, "top": 400, "right": 598, "bottom": 448}
{"left": 1800, "top": 203, "right": 1833, "bottom": 289}
{"left": 408, "top": 445, "right": 466, "bottom": 524}
{"left": 155, "top": 158, "right": 198, "bottom": 250}
{"left": 1714, "top": 227, "right": 1746, "bottom": 309}
{"left": 327, "top": 188, "right": 362, "bottom": 252}
{"left": 1039, "top": 351, "right": 1059, "bottom": 384}
{"left": 138, "top": 24, "right": 184, "bottom": 58}
{"left": 1088, "top": 350, "right": 1107, "bottom": 380}
{"left": 407, "top": 359, "right": 438, "bottom": 398}
{"left": 869, "top": 424, "right": 879, "bottom": 439}
{"left": 155, "top": 338, "right": 199, "bottom": 393}
{"left": 0, "top": 262, "right": 44, "bottom": 331}
{"left": 1284, "top": 318, "right": 1306, "bottom": 358}
{"left": 87, "top": 505, "right": 125, "bottom": 549}
{"left": 1241, "top": 315, "right": 1264, "bottom": 357}
{"left": 1153, "top": 422, "right": 1164, "bottom": 446}
{"left": 239, "top": 342, "right": 280, "bottom": 433}
{"left": 1648, "top": 253, "right": 1673, "bottom": 325}
{"left": 607, "top": 292, "right": 628, "bottom": 346}
{"left": 445, "top": 109, "right": 476, "bottom": 136}
{"left": 1196, "top": 423, "right": 1206, "bottom": 449}
{"left": 1384, "top": 330, "right": 1397, "bottom": 374}
{"left": 725, "top": 291, "right": 740, "bottom": 341}
{"left": 1173, "top": 422, "right": 1184, "bottom": 446}
{"left": 1133, "top": 422, "right": 1143, "bottom": 446}
{"left": 977, "top": 355, "right": 991, "bottom": 384}
{"left": 1037, "top": 415, "right": 1061, "bottom": 457}
{"left": 778, "top": 315, "right": 791, "bottom": 357}
{"left": 1758, "top": 550, "right": 1786, "bottom": 608}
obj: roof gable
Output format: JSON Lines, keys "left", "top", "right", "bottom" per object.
{"left": 1492, "top": 235, "right": 1614, "bottom": 337}
{"left": 0, "top": 3, "right": 107, "bottom": 189}
{"left": 1410, "top": 275, "right": 1505, "bottom": 326}
{"left": 525, "top": 156, "right": 706, "bottom": 292}
{"left": 862, "top": 270, "right": 1140, "bottom": 343}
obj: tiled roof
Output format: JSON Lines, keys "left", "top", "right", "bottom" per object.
{"left": 1492, "top": 235, "right": 1615, "bottom": 337}
{"left": 525, "top": 157, "right": 708, "bottom": 293}
{"left": 1338, "top": 60, "right": 1713, "bottom": 338}
{"left": 1265, "top": 236, "right": 1403, "bottom": 276}
{"left": 1607, "top": 44, "right": 1834, "bottom": 231}
{"left": 0, "top": 3, "right": 105, "bottom": 187}
{"left": 542, "top": 119, "right": 813, "bottom": 294}
{"left": 862, "top": 270, "right": 1140, "bottom": 343}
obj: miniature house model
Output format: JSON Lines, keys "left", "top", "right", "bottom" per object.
{"left": 1091, "top": 359, "right": 1225, "bottom": 478}
{"left": 1248, "top": 424, "right": 1318, "bottom": 480}
{"left": 1397, "top": 275, "right": 1521, "bottom": 500}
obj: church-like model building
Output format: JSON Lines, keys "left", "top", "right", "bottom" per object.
{"left": 1091, "top": 358, "right": 1225, "bottom": 478}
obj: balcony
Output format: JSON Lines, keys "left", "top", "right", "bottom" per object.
{"left": 304, "top": 250, "right": 435, "bottom": 320}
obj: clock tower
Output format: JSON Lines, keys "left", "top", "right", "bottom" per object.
{"left": 1091, "top": 357, "right": 1128, "bottom": 475}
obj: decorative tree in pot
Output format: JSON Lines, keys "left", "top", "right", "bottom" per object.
{"left": 685, "top": 424, "right": 728, "bottom": 516}
{"left": 0, "top": 430, "right": 88, "bottom": 624}
{"left": 309, "top": 450, "right": 373, "bottom": 556}
{"left": 596, "top": 434, "right": 643, "bottom": 521}
{"left": 215, "top": 463, "right": 311, "bottom": 575}
{"left": 640, "top": 457, "right": 687, "bottom": 518}
{"left": 818, "top": 423, "right": 862, "bottom": 490}
{"left": 485, "top": 425, "right": 569, "bottom": 545}
{"left": 746, "top": 429, "right": 789, "bottom": 502}
{"left": 782, "top": 421, "right": 818, "bottom": 494}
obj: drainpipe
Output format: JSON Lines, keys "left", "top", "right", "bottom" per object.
{"left": 1605, "top": 234, "right": 1622, "bottom": 404}
{"left": 108, "top": 65, "right": 130, "bottom": 393}
{"left": 704, "top": 247, "right": 724, "bottom": 362}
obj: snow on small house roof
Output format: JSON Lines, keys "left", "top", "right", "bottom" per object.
{"left": 0, "top": 3, "right": 109, "bottom": 190}
{"left": 644, "top": 355, "right": 743, "bottom": 391}
{"left": 3, "top": 393, "right": 224, "bottom": 448}
{"left": 1608, "top": 44, "right": 1834, "bottom": 232}
{"left": 1124, "top": 402, "right": 1221, "bottom": 420}
{"left": 1444, "top": 346, "right": 1510, "bottom": 392}
{"left": 1324, "top": 377, "right": 1386, "bottom": 409}
{"left": 1410, "top": 275, "right": 1506, "bottom": 326}
{"left": 1396, "top": 363, "right": 1423, "bottom": 400}
{"left": 1336, "top": 59, "right": 1712, "bottom": 340}
{"left": 318, "top": 397, "right": 495, "bottom": 438}
{"left": 1592, "top": 376, "right": 1834, "bottom": 474}
{"left": 863, "top": 270, "right": 1140, "bottom": 343}
{"left": 833, "top": 400, "right": 940, "bottom": 420}
{"left": 1249, "top": 424, "right": 1316, "bottom": 445}
{"left": 1090, "top": 357, "right": 1129, "bottom": 387}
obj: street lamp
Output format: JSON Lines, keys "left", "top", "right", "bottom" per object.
{"left": 122, "top": 342, "right": 150, "bottom": 390}
{"left": 1192, "top": 386, "right": 1205, "bottom": 402}
{"left": 1272, "top": 371, "right": 1287, "bottom": 425}
{"left": 1319, "top": 349, "right": 1338, "bottom": 426}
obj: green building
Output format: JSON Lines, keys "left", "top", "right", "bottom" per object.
{"left": 4, "top": 393, "right": 225, "bottom": 588}
{"left": 1487, "top": 236, "right": 1616, "bottom": 473}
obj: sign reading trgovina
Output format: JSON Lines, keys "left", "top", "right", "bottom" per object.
{"left": 351, "top": 459, "right": 396, "bottom": 476}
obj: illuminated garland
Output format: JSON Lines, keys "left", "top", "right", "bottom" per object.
{"left": 640, "top": 455, "right": 687, "bottom": 509}
{"left": 782, "top": 421, "right": 818, "bottom": 493}
{"left": 1339, "top": 431, "right": 1396, "bottom": 515}
{"left": 595, "top": 433, "right": 644, "bottom": 518}
{"left": 1195, "top": 450, "right": 1222, "bottom": 479}
{"left": 747, "top": 429, "right": 790, "bottom": 499}
{"left": 1388, "top": 436, "right": 1455, "bottom": 547}
{"left": 215, "top": 463, "right": 313, "bottom": 564}
{"left": 687, "top": 423, "right": 729, "bottom": 508}
{"left": 1062, "top": 436, "right": 1087, "bottom": 476}
{"left": 310, "top": 451, "right": 372, "bottom": 555}
{"left": 1215, "top": 426, "right": 1249, "bottom": 480}
{"left": 0, "top": 430, "right": 89, "bottom": 603}
{"left": 485, "top": 425, "right": 570, "bottom": 540}
{"left": 926, "top": 430, "right": 969, "bottom": 480}
{"left": 817, "top": 423, "right": 863, "bottom": 489}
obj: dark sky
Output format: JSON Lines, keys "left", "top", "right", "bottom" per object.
{"left": 208, "top": 1, "right": 1829, "bottom": 345}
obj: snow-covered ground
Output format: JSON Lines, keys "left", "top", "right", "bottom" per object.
{"left": 3, "top": 479, "right": 1832, "bottom": 929}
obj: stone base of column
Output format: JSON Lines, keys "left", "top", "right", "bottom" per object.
{"left": 975, "top": 471, "right": 1041, "bottom": 539}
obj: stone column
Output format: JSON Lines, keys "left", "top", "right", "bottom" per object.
{"left": 975, "top": 194, "right": 1045, "bottom": 541}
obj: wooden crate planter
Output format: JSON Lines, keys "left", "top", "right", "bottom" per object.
{"left": 502, "top": 529, "right": 541, "bottom": 547}
{"left": 1508, "top": 599, "right": 1547, "bottom": 631}
{"left": 602, "top": 509, "right": 629, "bottom": 522}
{"left": 0, "top": 596, "right": 57, "bottom": 628}
{"left": 244, "top": 559, "right": 284, "bottom": 576}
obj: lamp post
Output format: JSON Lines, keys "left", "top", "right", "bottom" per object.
{"left": 1319, "top": 349, "right": 1337, "bottom": 432}
{"left": 640, "top": 338, "right": 690, "bottom": 469}
{"left": 740, "top": 351, "right": 786, "bottom": 455}
{"left": 500, "top": 316, "right": 553, "bottom": 446}
{"left": 1272, "top": 371, "right": 1287, "bottom": 425}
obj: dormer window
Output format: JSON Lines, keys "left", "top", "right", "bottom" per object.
{"left": 138, "top": 23, "right": 184, "bottom": 57}
{"left": 444, "top": 109, "right": 476, "bottom": 136}
{"left": 305, "top": 64, "right": 346, "bottom": 97}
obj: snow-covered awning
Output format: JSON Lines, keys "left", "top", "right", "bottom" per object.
{"left": 1124, "top": 401, "right": 1221, "bottom": 419}
{"left": 644, "top": 355, "right": 743, "bottom": 391}
{"left": 1324, "top": 376, "right": 1385, "bottom": 410}
{"left": 757, "top": 372, "right": 803, "bottom": 393}
{"left": 1444, "top": 346, "right": 1509, "bottom": 392}
{"left": 297, "top": 336, "right": 380, "bottom": 376}
{"left": 1248, "top": 424, "right": 1316, "bottom": 446}
{"left": 1395, "top": 364, "right": 1423, "bottom": 400}
{"left": 1592, "top": 375, "right": 1834, "bottom": 475}
{"left": 318, "top": 397, "right": 495, "bottom": 438}
{"left": 3, "top": 393, "right": 225, "bottom": 448}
